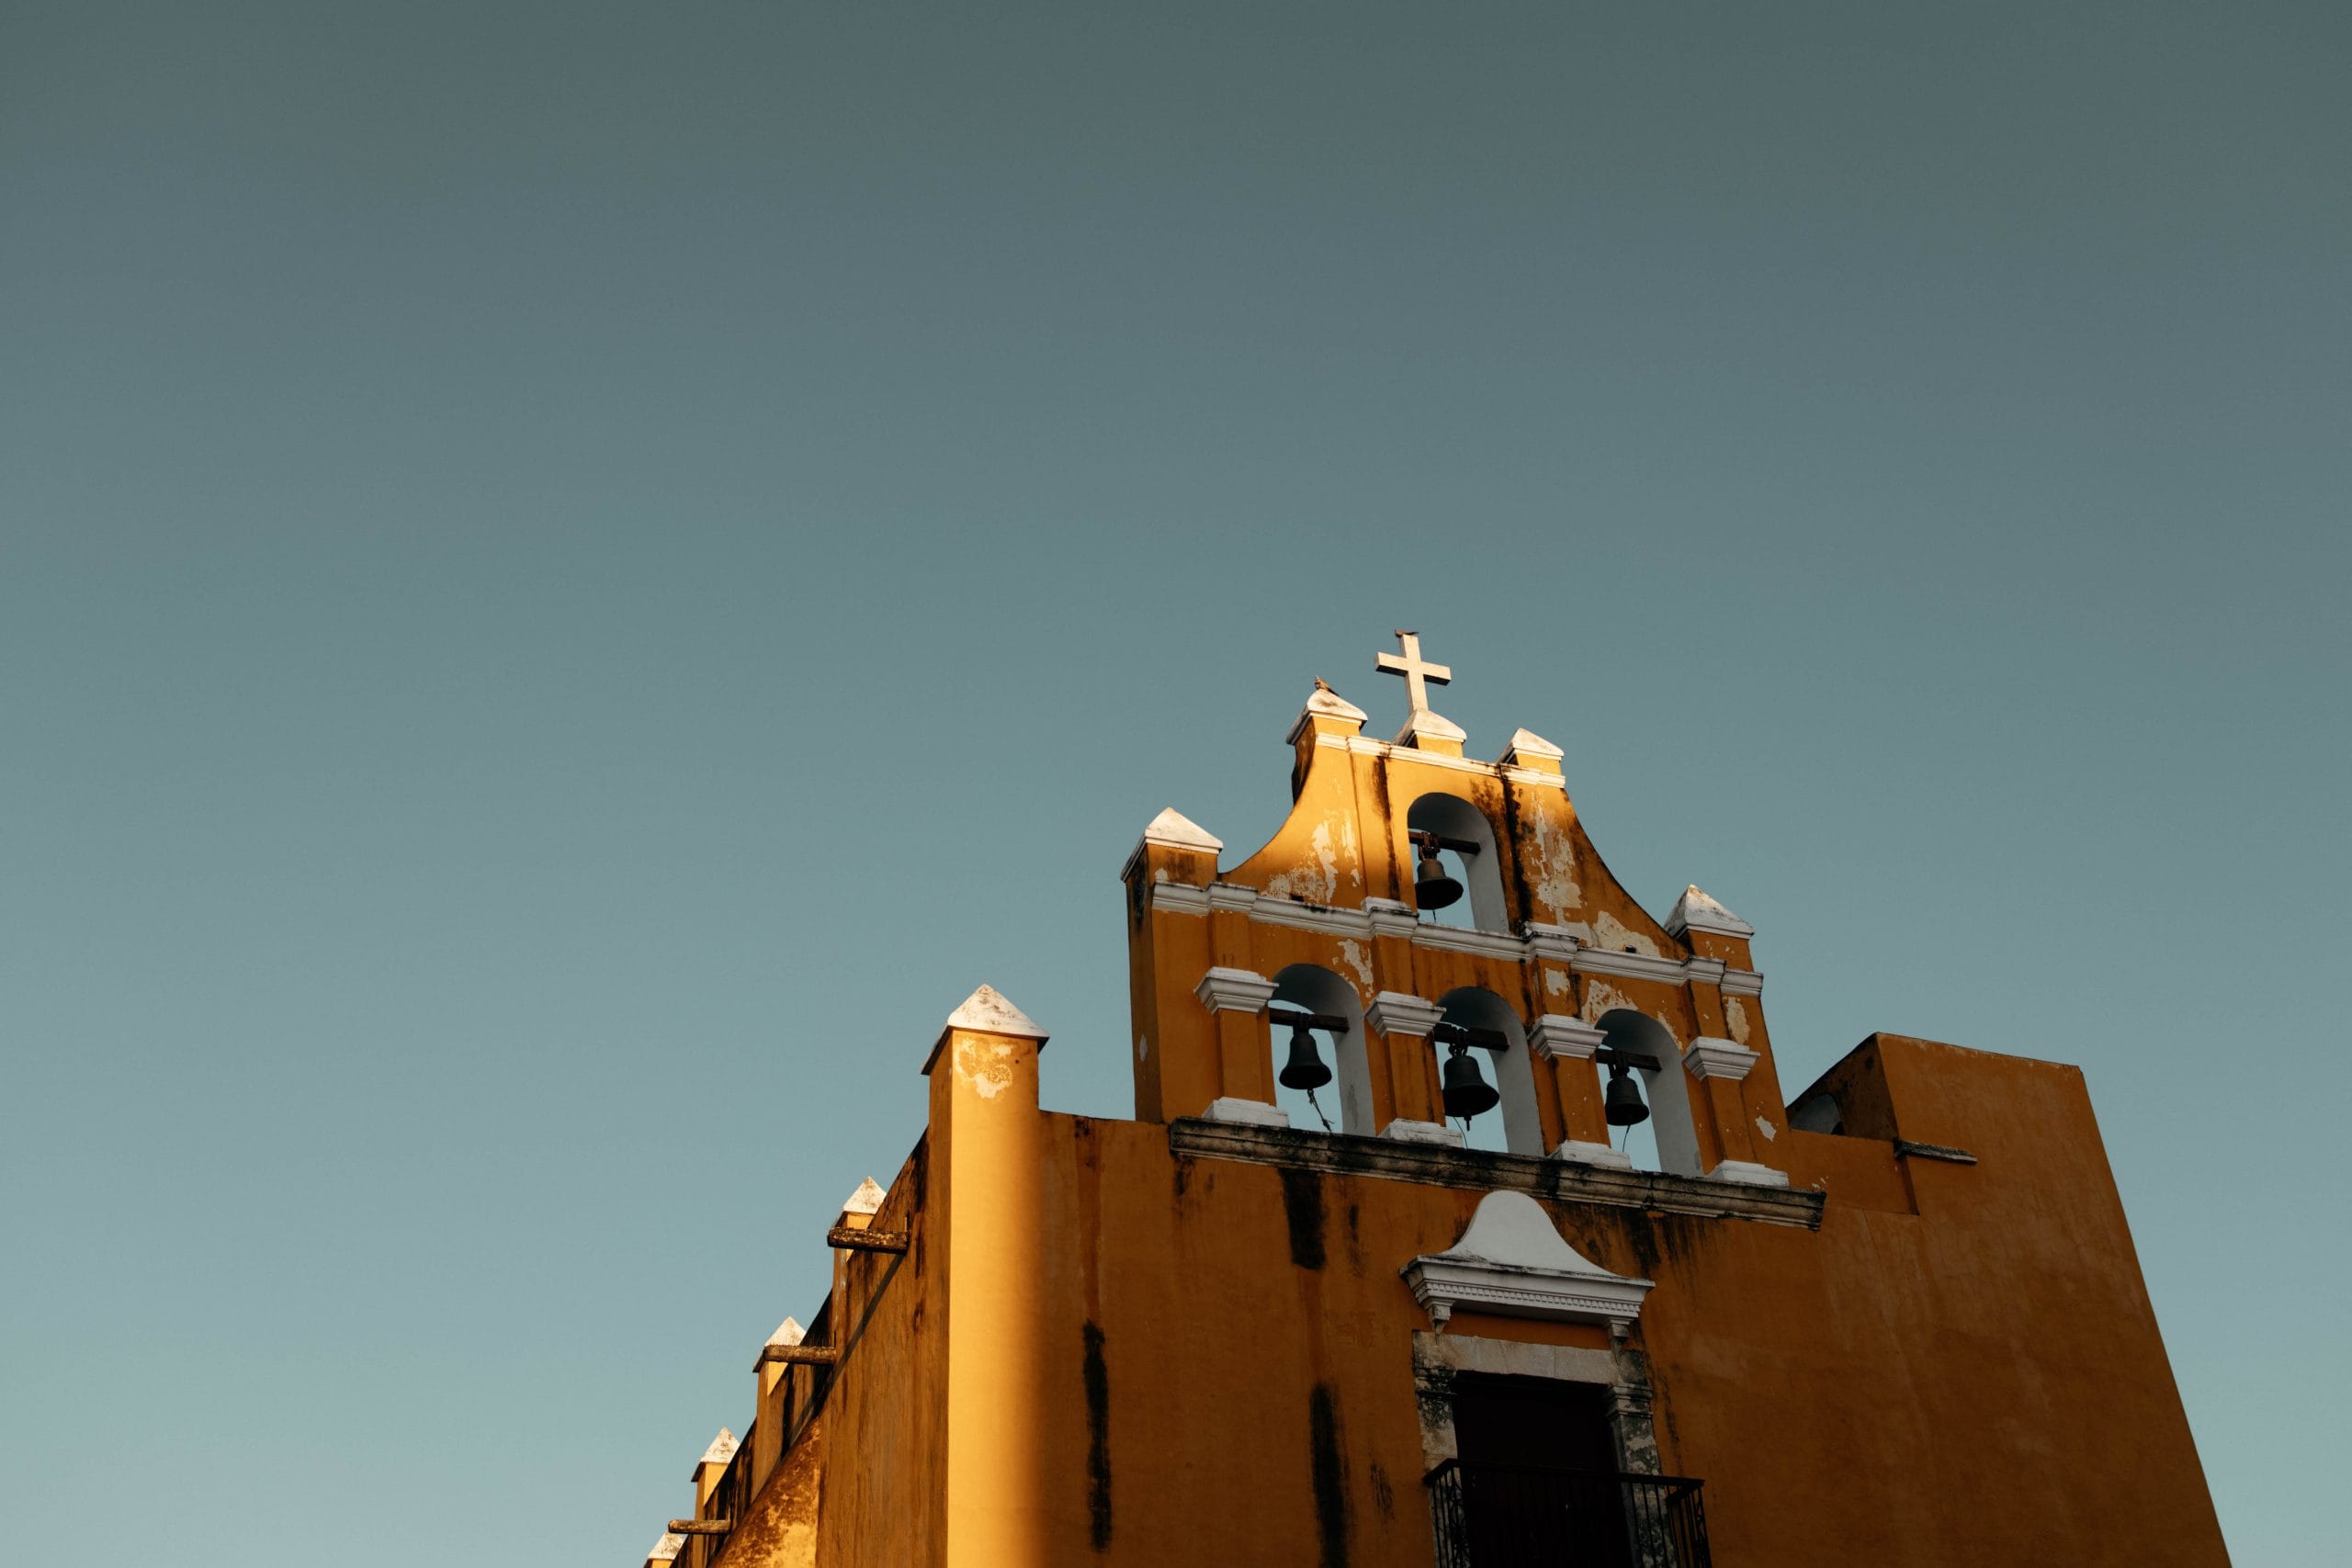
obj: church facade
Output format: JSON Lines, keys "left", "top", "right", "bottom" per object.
{"left": 637, "top": 637, "right": 2226, "bottom": 1567}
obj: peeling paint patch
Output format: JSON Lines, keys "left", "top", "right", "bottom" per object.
{"left": 1581, "top": 980, "right": 1637, "bottom": 1023}
{"left": 1136, "top": 1033, "right": 1149, "bottom": 1061}
{"left": 1266, "top": 819, "right": 1343, "bottom": 904}
{"left": 955, "top": 1037, "right": 1022, "bottom": 1099}
{"left": 1592, "top": 912, "right": 1659, "bottom": 957}
{"left": 1153, "top": 868, "right": 1169, "bottom": 884}
{"left": 1544, "top": 969, "right": 1570, "bottom": 998}
{"left": 1521, "top": 810, "right": 1584, "bottom": 918}
{"left": 1337, "top": 939, "right": 1374, "bottom": 992}
{"left": 1724, "top": 997, "right": 1751, "bottom": 1046}
{"left": 1755, "top": 1115, "right": 1777, "bottom": 1142}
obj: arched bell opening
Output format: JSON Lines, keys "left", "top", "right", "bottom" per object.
{"left": 1268, "top": 965, "right": 1369, "bottom": 1135}
{"left": 1592, "top": 1009, "right": 1702, "bottom": 1176}
{"left": 1404, "top": 794, "right": 1508, "bottom": 934}
{"left": 1433, "top": 987, "right": 1544, "bottom": 1156}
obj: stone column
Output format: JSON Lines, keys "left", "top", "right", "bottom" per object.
{"left": 1529, "top": 1015, "right": 1626, "bottom": 1168}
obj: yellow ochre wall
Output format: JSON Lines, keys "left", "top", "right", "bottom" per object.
{"left": 684, "top": 685, "right": 2222, "bottom": 1567}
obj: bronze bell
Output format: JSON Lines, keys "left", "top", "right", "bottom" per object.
{"left": 1414, "top": 841, "right": 1464, "bottom": 910}
{"left": 1604, "top": 1061, "right": 1649, "bottom": 1126}
{"left": 1441, "top": 1043, "right": 1499, "bottom": 1120}
{"left": 1279, "top": 1021, "right": 1334, "bottom": 1091}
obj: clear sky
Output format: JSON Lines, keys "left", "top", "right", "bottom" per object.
{"left": 4, "top": 3, "right": 2346, "bottom": 1562}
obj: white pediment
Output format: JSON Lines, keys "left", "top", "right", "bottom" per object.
{"left": 1401, "top": 1190, "right": 1654, "bottom": 1332}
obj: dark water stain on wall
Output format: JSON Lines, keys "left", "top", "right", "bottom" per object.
{"left": 1280, "top": 1167, "right": 1328, "bottom": 1269}
{"left": 1309, "top": 1382, "right": 1351, "bottom": 1568}
{"left": 1082, "top": 1322, "right": 1113, "bottom": 1549}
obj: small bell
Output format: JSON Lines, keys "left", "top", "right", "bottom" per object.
{"left": 1279, "top": 1021, "right": 1334, "bottom": 1091}
{"left": 1604, "top": 1061, "right": 1650, "bottom": 1126}
{"left": 1414, "top": 840, "right": 1464, "bottom": 910}
{"left": 1441, "top": 1042, "right": 1499, "bottom": 1120}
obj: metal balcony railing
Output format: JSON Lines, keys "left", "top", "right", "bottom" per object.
{"left": 1424, "top": 1460, "right": 1711, "bottom": 1568}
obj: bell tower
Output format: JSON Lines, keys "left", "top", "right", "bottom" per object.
{"left": 1121, "top": 632, "right": 1792, "bottom": 1184}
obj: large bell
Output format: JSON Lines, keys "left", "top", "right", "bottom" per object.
{"left": 1414, "top": 842, "right": 1464, "bottom": 910}
{"left": 1604, "top": 1062, "right": 1650, "bottom": 1127}
{"left": 1441, "top": 1043, "right": 1499, "bottom": 1120}
{"left": 1279, "top": 1021, "right": 1334, "bottom": 1091}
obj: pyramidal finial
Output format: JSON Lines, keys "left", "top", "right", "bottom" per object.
{"left": 944, "top": 984, "right": 1048, "bottom": 1041}
{"left": 842, "top": 1177, "right": 887, "bottom": 1216}
{"left": 1505, "top": 728, "right": 1563, "bottom": 761}
{"left": 1288, "top": 678, "right": 1370, "bottom": 742}
{"left": 1139, "top": 806, "right": 1223, "bottom": 852}
{"left": 648, "top": 1531, "right": 685, "bottom": 1563}
{"left": 1666, "top": 885, "right": 1754, "bottom": 940}
{"left": 767, "top": 1315, "right": 804, "bottom": 1348}
{"left": 699, "top": 1428, "right": 738, "bottom": 1467}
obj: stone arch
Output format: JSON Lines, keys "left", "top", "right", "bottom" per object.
{"left": 1406, "top": 792, "right": 1509, "bottom": 933}
{"left": 1270, "top": 964, "right": 1370, "bottom": 1135}
{"left": 1436, "top": 987, "right": 1545, "bottom": 1156}
{"left": 1593, "top": 1010, "right": 1701, "bottom": 1175}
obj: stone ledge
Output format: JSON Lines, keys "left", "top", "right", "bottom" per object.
{"left": 1169, "top": 1118, "right": 1826, "bottom": 1231}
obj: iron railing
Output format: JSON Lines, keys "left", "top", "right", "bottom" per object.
{"left": 1424, "top": 1460, "right": 1711, "bottom": 1568}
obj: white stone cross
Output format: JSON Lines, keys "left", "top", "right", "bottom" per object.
{"left": 1375, "top": 630, "right": 1452, "bottom": 716}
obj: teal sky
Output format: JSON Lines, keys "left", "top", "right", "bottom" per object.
{"left": 5, "top": 3, "right": 2346, "bottom": 1562}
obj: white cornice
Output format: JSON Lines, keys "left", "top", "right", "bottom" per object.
{"left": 1551, "top": 1139, "right": 1634, "bottom": 1170}
{"left": 1681, "top": 1038, "right": 1760, "bottom": 1082}
{"left": 1704, "top": 1160, "right": 1790, "bottom": 1189}
{"left": 1401, "top": 1191, "right": 1654, "bottom": 1332}
{"left": 1410, "top": 922, "right": 1525, "bottom": 960}
{"left": 1150, "top": 881, "right": 1213, "bottom": 916}
{"left": 1206, "top": 882, "right": 1261, "bottom": 913}
{"left": 1148, "top": 884, "right": 1767, "bottom": 1001}
{"left": 1204, "top": 1096, "right": 1290, "bottom": 1129}
{"left": 1311, "top": 732, "right": 1566, "bottom": 792}
{"left": 1569, "top": 946, "right": 1689, "bottom": 984}
{"left": 1194, "top": 966, "right": 1277, "bottom": 1014}
{"left": 1529, "top": 1016, "right": 1605, "bottom": 1061}
{"left": 1367, "top": 991, "right": 1446, "bottom": 1038}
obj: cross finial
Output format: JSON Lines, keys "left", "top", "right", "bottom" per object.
{"left": 1375, "top": 630, "right": 1453, "bottom": 716}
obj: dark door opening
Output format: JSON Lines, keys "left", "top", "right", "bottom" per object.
{"left": 1439, "top": 1374, "right": 1632, "bottom": 1567}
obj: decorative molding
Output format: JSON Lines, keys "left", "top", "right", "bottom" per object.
{"left": 1148, "top": 881, "right": 1213, "bottom": 916}
{"left": 1529, "top": 1015, "right": 1605, "bottom": 1062}
{"left": 1521, "top": 922, "right": 1585, "bottom": 963}
{"left": 1665, "top": 885, "right": 1754, "bottom": 940}
{"left": 1704, "top": 1160, "right": 1790, "bottom": 1189}
{"left": 1169, "top": 1118, "right": 1825, "bottom": 1229}
{"left": 1894, "top": 1138, "right": 1978, "bottom": 1165}
{"left": 1381, "top": 1118, "right": 1465, "bottom": 1147}
{"left": 1194, "top": 966, "right": 1278, "bottom": 1014}
{"left": 1550, "top": 1139, "right": 1634, "bottom": 1170}
{"left": 1204, "top": 1096, "right": 1290, "bottom": 1129}
{"left": 1681, "top": 1038, "right": 1760, "bottom": 1082}
{"left": 1205, "top": 881, "right": 1261, "bottom": 913}
{"left": 1401, "top": 1191, "right": 1655, "bottom": 1331}
{"left": 1312, "top": 732, "right": 1566, "bottom": 792}
{"left": 1148, "top": 885, "right": 1772, "bottom": 1003}
{"left": 1366, "top": 991, "right": 1446, "bottom": 1038}
{"left": 1409, "top": 921, "right": 1525, "bottom": 960}
{"left": 1569, "top": 945, "right": 1690, "bottom": 984}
